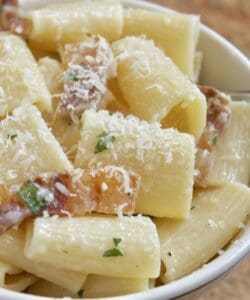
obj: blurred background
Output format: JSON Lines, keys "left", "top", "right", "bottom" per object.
{"left": 146, "top": 1, "right": 249, "bottom": 299}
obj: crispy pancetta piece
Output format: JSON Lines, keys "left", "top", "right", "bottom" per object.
{"left": 195, "top": 86, "right": 231, "bottom": 186}
{"left": 0, "top": 166, "right": 140, "bottom": 234}
{"left": 59, "top": 35, "right": 116, "bottom": 121}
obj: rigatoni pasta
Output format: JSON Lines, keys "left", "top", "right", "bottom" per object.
{"left": 38, "top": 56, "right": 63, "bottom": 95}
{"left": 75, "top": 109, "right": 195, "bottom": 218}
{"left": 0, "top": 228, "right": 87, "bottom": 292}
{"left": 206, "top": 101, "right": 250, "bottom": 186}
{"left": 112, "top": 36, "right": 206, "bottom": 138}
{"left": 155, "top": 183, "right": 250, "bottom": 283}
{"left": 25, "top": 215, "right": 161, "bottom": 278}
{"left": 27, "top": 279, "right": 75, "bottom": 297}
{"left": 27, "top": 275, "right": 149, "bottom": 298}
{"left": 0, "top": 261, "right": 37, "bottom": 292}
{"left": 123, "top": 8, "right": 200, "bottom": 78}
{"left": 0, "top": 104, "right": 72, "bottom": 187}
{"left": 83, "top": 275, "right": 149, "bottom": 298}
{"left": 27, "top": 0, "right": 123, "bottom": 51}
{"left": 0, "top": 33, "right": 51, "bottom": 116}
{"left": 0, "top": 0, "right": 249, "bottom": 298}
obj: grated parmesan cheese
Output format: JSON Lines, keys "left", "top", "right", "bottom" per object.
{"left": 0, "top": 105, "right": 72, "bottom": 188}
{"left": 101, "top": 182, "right": 108, "bottom": 192}
{"left": 35, "top": 185, "right": 55, "bottom": 204}
{"left": 55, "top": 182, "right": 70, "bottom": 197}
{"left": 100, "top": 165, "right": 134, "bottom": 195}
{"left": 208, "top": 219, "right": 218, "bottom": 229}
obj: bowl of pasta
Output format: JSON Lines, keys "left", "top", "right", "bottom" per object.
{"left": 0, "top": 0, "right": 249, "bottom": 299}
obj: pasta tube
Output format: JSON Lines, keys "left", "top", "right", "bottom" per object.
{"left": 155, "top": 183, "right": 250, "bottom": 283}
{"left": 28, "top": 275, "right": 149, "bottom": 298}
{"left": 24, "top": 215, "right": 161, "bottom": 279}
{"left": 112, "top": 36, "right": 206, "bottom": 138}
{"left": 0, "top": 104, "right": 72, "bottom": 188}
{"left": 0, "top": 227, "right": 87, "bottom": 292}
{"left": 27, "top": 279, "right": 75, "bottom": 297}
{"left": 83, "top": 275, "right": 149, "bottom": 298}
{"left": 123, "top": 8, "right": 200, "bottom": 78}
{"left": 8, "top": 0, "right": 73, "bottom": 10}
{"left": 0, "top": 33, "right": 51, "bottom": 116}
{"left": 27, "top": 0, "right": 123, "bottom": 51}
{"left": 75, "top": 110, "right": 195, "bottom": 218}
{"left": 0, "top": 261, "right": 37, "bottom": 292}
{"left": 38, "top": 56, "right": 63, "bottom": 95}
{"left": 206, "top": 101, "right": 250, "bottom": 186}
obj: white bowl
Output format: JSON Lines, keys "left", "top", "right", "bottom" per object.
{"left": 0, "top": 1, "right": 249, "bottom": 300}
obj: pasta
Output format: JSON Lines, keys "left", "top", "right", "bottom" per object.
{"left": 107, "top": 79, "right": 129, "bottom": 115}
{"left": 25, "top": 215, "right": 161, "bottom": 278}
{"left": 27, "top": 0, "right": 123, "bottom": 51}
{"left": 0, "top": 33, "right": 51, "bottom": 116}
{"left": 8, "top": 0, "right": 73, "bottom": 11}
{"left": 0, "top": 0, "right": 248, "bottom": 298}
{"left": 75, "top": 110, "right": 195, "bottom": 218}
{"left": 28, "top": 275, "right": 149, "bottom": 298}
{"left": 123, "top": 8, "right": 200, "bottom": 78}
{"left": 37, "top": 54, "right": 82, "bottom": 158}
{"left": 206, "top": 101, "right": 250, "bottom": 186}
{"left": 112, "top": 36, "right": 206, "bottom": 138}
{"left": 0, "top": 104, "right": 72, "bottom": 187}
{"left": 0, "top": 261, "right": 37, "bottom": 292}
{"left": 155, "top": 183, "right": 250, "bottom": 283}
{"left": 27, "top": 279, "right": 75, "bottom": 297}
{"left": 83, "top": 275, "right": 149, "bottom": 298}
{"left": 38, "top": 56, "right": 63, "bottom": 95}
{"left": 0, "top": 227, "right": 87, "bottom": 292}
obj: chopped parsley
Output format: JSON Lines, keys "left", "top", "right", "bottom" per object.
{"left": 191, "top": 205, "right": 196, "bottom": 210}
{"left": 103, "top": 248, "right": 123, "bottom": 257}
{"left": 103, "top": 237, "right": 123, "bottom": 257}
{"left": 94, "top": 131, "right": 115, "bottom": 154}
{"left": 63, "top": 250, "right": 68, "bottom": 254}
{"left": 7, "top": 134, "right": 17, "bottom": 140}
{"left": 77, "top": 289, "right": 84, "bottom": 297}
{"left": 113, "top": 238, "right": 122, "bottom": 247}
{"left": 18, "top": 181, "right": 47, "bottom": 214}
{"left": 64, "top": 70, "right": 81, "bottom": 81}
{"left": 212, "top": 136, "right": 217, "bottom": 146}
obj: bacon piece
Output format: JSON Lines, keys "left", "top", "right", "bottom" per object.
{"left": 0, "top": 167, "right": 140, "bottom": 234}
{"left": 59, "top": 35, "right": 116, "bottom": 122}
{"left": 61, "top": 35, "right": 116, "bottom": 76}
{"left": 0, "top": 185, "right": 31, "bottom": 234}
{"left": 195, "top": 86, "right": 231, "bottom": 187}
{"left": 0, "top": 4, "right": 30, "bottom": 35}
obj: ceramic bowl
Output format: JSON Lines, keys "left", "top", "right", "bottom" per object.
{"left": 0, "top": 1, "right": 249, "bottom": 299}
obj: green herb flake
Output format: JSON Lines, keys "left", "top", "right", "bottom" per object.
{"left": 64, "top": 70, "right": 81, "bottom": 81}
{"left": 113, "top": 238, "right": 122, "bottom": 247}
{"left": 212, "top": 136, "right": 217, "bottom": 146}
{"left": 94, "top": 131, "right": 115, "bottom": 154}
{"left": 103, "top": 248, "right": 123, "bottom": 257}
{"left": 63, "top": 250, "right": 68, "bottom": 254}
{"left": 191, "top": 205, "right": 196, "bottom": 210}
{"left": 18, "top": 181, "right": 47, "bottom": 214}
{"left": 77, "top": 289, "right": 84, "bottom": 298}
{"left": 7, "top": 134, "right": 17, "bottom": 140}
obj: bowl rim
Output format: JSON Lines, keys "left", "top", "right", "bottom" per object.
{"left": 0, "top": 1, "right": 249, "bottom": 299}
